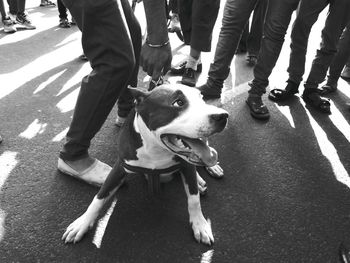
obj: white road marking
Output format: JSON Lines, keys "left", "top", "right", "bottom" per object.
{"left": 92, "top": 198, "right": 118, "bottom": 248}
{"left": 201, "top": 249, "right": 214, "bottom": 263}
{"left": 52, "top": 127, "right": 69, "bottom": 142}
{"left": 0, "top": 151, "right": 18, "bottom": 243}
{"left": 19, "top": 119, "right": 47, "bottom": 139}
{"left": 304, "top": 104, "right": 350, "bottom": 188}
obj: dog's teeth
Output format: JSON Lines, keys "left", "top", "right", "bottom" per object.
{"left": 175, "top": 138, "right": 185, "bottom": 148}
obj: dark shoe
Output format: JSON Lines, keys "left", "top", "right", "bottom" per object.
{"left": 197, "top": 83, "right": 221, "bottom": 101}
{"left": 268, "top": 81, "right": 299, "bottom": 102}
{"left": 318, "top": 81, "right": 337, "bottom": 95}
{"left": 170, "top": 61, "right": 202, "bottom": 75}
{"left": 246, "top": 95, "right": 270, "bottom": 120}
{"left": 302, "top": 89, "right": 331, "bottom": 114}
{"left": 181, "top": 68, "right": 196, "bottom": 87}
{"left": 79, "top": 54, "right": 88, "bottom": 61}
{"left": 59, "top": 18, "right": 71, "bottom": 28}
{"left": 246, "top": 55, "right": 257, "bottom": 67}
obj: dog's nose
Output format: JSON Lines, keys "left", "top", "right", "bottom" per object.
{"left": 210, "top": 113, "right": 228, "bottom": 122}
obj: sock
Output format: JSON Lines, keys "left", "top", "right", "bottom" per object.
{"left": 186, "top": 55, "right": 201, "bottom": 71}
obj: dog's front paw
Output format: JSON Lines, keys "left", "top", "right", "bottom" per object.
{"left": 197, "top": 174, "right": 207, "bottom": 195}
{"left": 62, "top": 214, "right": 94, "bottom": 244}
{"left": 190, "top": 216, "right": 214, "bottom": 245}
{"left": 206, "top": 164, "right": 223, "bottom": 179}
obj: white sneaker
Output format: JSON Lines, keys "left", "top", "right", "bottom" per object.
{"left": 16, "top": 12, "right": 36, "bottom": 30}
{"left": 7, "top": 12, "right": 16, "bottom": 21}
{"left": 2, "top": 17, "right": 16, "bottom": 33}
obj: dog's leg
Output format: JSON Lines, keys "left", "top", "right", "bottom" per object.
{"left": 62, "top": 158, "right": 126, "bottom": 244}
{"left": 196, "top": 173, "right": 207, "bottom": 195}
{"left": 181, "top": 163, "right": 214, "bottom": 245}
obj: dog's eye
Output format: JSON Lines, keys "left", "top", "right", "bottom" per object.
{"left": 173, "top": 99, "right": 184, "bottom": 107}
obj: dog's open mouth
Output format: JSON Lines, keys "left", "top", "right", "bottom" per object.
{"left": 161, "top": 134, "right": 218, "bottom": 167}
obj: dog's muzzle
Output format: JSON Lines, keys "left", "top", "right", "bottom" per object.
{"left": 161, "top": 134, "right": 218, "bottom": 167}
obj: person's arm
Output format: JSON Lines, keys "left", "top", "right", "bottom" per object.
{"left": 140, "top": 0, "right": 172, "bottom": 81}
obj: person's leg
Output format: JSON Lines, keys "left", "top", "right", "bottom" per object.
{"left": 341, "top": 55, "right": 350, "bottom": 80}
{"left": 303, "top": 0, "right": 350, "bottom": 113}
{"left": 181, "top": 0, "right": 220, "bottom": 87}
{"left": 249, "top": 0, "right": 299, "bottom": 96}
{"left": 287, "top": 0, "right": 328, "bottom": 86}
{"left": 7, "top": 0, "right": 17, "bottom": 15}
{"left": 16, "top": 0, "right": 36, "bottom": 29}
{"left": 177, "top": 0, "right": 193, "bottom": 46}
{"left": 198, "top": 0, "right": 258, "bottom": 98}
{"left": 0, "top": 0, "right": 7, "bottom": 18}
{"left": 1, "top": 0, "right": 16, "bottom": 33}
{"left": 116, "top": 0, "right": 142, "bottom": 126}
{"left": 168, "top": 0, "right": 180, "bottom": 33}
{"left": 57, "top": 0, "right": 68, "bottom": 20}
{"left": 246, "top": 0, "right": 268, "bottom": 58}
{"left": 304, "top": 1, "right": 350, "bottom": 90}
{"left": 57, "top": 0, "right": 71, "bottom": 28}
{"left": 60, "top": 0, "right": 137, "bottom": 167}
{"left": 268, "top": 0, "right": 327, "bottom": 101}
{"left": 322, "top": 23, "right": 350, "bottom": 92}
{"left": 237, "top": 23, "right": 249, "bottom": 54}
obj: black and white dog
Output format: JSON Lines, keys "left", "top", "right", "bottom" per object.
{"left": 62, "top": 84, "right": 228, "bottom": 245}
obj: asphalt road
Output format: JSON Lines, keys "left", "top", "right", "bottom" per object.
{"left": 1, "top": 2, "right": 350, "bottom": 263}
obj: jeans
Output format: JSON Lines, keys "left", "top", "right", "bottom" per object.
{"left": 251, "top": 0, "right": 350, "bottom": 95}
{"left": 249, "top": 0, "right": 300, "bottom": 95}
{"left": 328, "top": 22, "right": 350, "bottom": 83}
{"left": 207, "top": 0, "right": 259, "bottom": 89}
{"left": 7, "top": 0, "right": 25, "bottom": 14}
{"left": 238, "top": 0, "right": 269, "bottom": 57}
{"left": 57, "top": 0, "right": 68, "bottom": 20}
{"left": 59, "top": 0, "right": 141, "bottom": 161}
{"left": 178, "top": 0, "right": 220, "bottom": 52}
{"left": 305, "top": 0, "right": 350, "bottom": 90}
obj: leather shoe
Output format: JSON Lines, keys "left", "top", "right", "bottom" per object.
{"left": 170, "top": 61, "right": 202, "bottom": 75}
{"left": 181, "top": 68, "right": 196, "bottom": 87}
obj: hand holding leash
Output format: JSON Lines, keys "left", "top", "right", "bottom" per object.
{"left": 140, "top": 38, "right": 172, "bottom": 87}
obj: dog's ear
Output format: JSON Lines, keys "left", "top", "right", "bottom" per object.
{"left": 128, "top": 86, "right": 150, "bottom": 105}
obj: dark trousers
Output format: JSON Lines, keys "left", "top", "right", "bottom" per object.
{"left": 238, "top": 0, "right": 268, "bottom": 57}
{"left": 57, "top": 0, "right": 68, "bottom": 20}
{"left": 251, "top": 0, "right": 350, "bottom": 95}
{"left": 169, "top": 0, "right": 178, "bottom": 14}
{"left": 207, "top": 0, "right": 259, "bottom": 89}
{"left": 59, "top": 0, "right": 141, "bottom": 161}
{"left": 249, "top": 0, "right": 300, "bottom": 95}
{"left": 328, "top": 22, "right": 350, "bottom": 83}
{"left": 7, "top": 0, "right": 25, "bottom": 14}
{"left": 305, "top": 0, "right": 350, "bottom": 90}
{"left": 177, "top": 0, "right": 220, "bottom": 52}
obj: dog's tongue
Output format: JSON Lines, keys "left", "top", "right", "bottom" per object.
{"left": 182, "top": 137, "right": 218, "bottom": 166}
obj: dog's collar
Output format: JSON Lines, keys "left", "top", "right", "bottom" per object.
{"left": 122, "top": 161, "right": 181, "bottom": 175}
